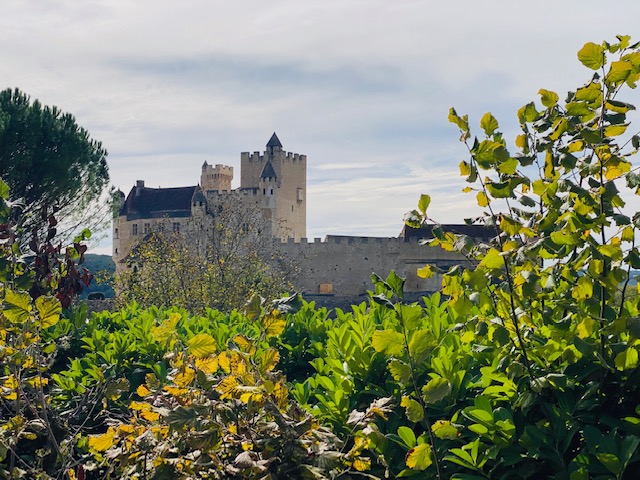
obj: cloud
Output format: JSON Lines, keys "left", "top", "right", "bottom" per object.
{"left": 2, "top": 0, "right": 640, "bottom": 255}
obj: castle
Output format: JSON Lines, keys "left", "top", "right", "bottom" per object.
{"left": 113, "top": 133, "right": 489, "bottom": 307}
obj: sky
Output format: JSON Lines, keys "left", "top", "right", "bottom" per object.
{"left": 2, "top": 1, "right": 640, "bottom": 255}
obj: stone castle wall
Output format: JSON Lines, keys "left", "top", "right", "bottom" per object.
{"left": 271, "top": 235, "right": 463, "bottom": 298}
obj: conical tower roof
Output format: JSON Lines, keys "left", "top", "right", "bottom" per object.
{"left": 260, "top": 159, "right": 277, "bottom": 180}
{"left": 266, "top": 132, "right": 282, "bottom": 148}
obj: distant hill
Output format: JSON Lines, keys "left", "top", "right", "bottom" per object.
{"left": 80, "top": 253, "right": 115, "bottom": 298}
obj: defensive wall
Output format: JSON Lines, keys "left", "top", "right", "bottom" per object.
{"left": 270, "top": 234, "right": 468, "bottom": 301}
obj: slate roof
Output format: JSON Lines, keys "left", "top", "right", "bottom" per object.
{"left": 120, "top": 185, "right": 197, "bottom": 220}
{"left": 401, "top": 224, "right": 495, "bottom": 243}
{"left": 266, "top": 132, "right": 282, "bottom": 148}
{"left": 260, "top": 160, "right": 277, "bottom": 179}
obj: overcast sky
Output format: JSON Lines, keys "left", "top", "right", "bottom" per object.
{"left": 3, "top": 1, "right": 640, "bottom": 254}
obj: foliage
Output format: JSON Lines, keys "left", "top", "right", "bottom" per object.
{"left": 5, "top": 36, "right": 640, "bottom": 480}
{"left": 392, "top": 35, "right": 640, "bottom": 478}
{"left": 0, "top": 88, "right": 110, "bottom": 241}
{"left": 116, "top": 197, "right": 295, "bottom": 313}
{"left": 0, "top": 178, "right": 96, "bottom": 478}
{"left": 79, "top": 254, "right": 115, "bottom": 299}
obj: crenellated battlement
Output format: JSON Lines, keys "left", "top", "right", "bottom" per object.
{"left": 201, "top": 163, "right": 233, "bottom": 192}
{"left": 241, "top": 151, "right": 307, "bottom": 163}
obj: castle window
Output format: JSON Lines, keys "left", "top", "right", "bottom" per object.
{"left": 114, "top": 228, "right": 118, "bottom": 239}
{"left": 263, "top": 188, "right": 266, "bottom": 195}
{"left": 144, "top": 223, "right": 150, "bottom": 234}
{"left": 158, "top": 223, "right": 165, "bottom": 233}
{"left": 172, "top": 222, "right": 180, "bottom": 233}
{"left": 132, "top": 224, "right": 138, "bottom": 236}
{"left": 297, "top": 188, "right": 304, "bottom": 202}
{"left": 270, "top": 188, "right": 273, "bottom": 195}
{"left": 115, "top": 248, "right": 118, "bottom": 254}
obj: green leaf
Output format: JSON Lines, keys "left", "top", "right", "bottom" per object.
{"left": 187, "top": 333, "right": 217, "bottom": 358}
{"left": 418, "top": 194, "right": 431, "bottom": 215}
{"left": 479, "top": 248, "right": 504, "bottom": 270}
{"left": 517, "top": 102, "right": 539, "bottom": 124}
{"left": 397, "top": 426, "right": 417, "bottom": 448}
{"left": 432, "top": 420, "right": 459, "bottom": 440}
{"left": 604, "top": 124, "right": 628, "bottom": 137}
{"left": 0, "top": 179, "right": 9, "bottom": 200}
{"left": 539, "top": 89, "right": 559, "bottom": 108}
{"left": 3, "top": 289, "right": 32, "bottom": 323}
{"left": 372, "top": 329, "right": 405, "bottom": 356}
{"left": 596, "top": 453, "right": 622, "bottom": 475}
{"left": 422, "top": 377, "right": 452, "bottom": 404}
{"left": 386, "top": 270, "right": 405, "bottom": 298}
{"left": 550, "top": 231, "right": 579, "bottom": 246}
{"left": 480, "top": 112, "right": 499, "bottom": 136}
{"left": 615, "top": 348, "right": 639, "bottom": 371}
{"left": 448, "top": 108, "right": 469, "bottom": 133}
{"left": 572, "top": 276, "right": 593, "bottom": 301}
{"left": 606, "top": 60, "right": 632, "bottom": 85}
{"left": 577, "top": 42, "right": 605, "bottom": 70}
{"left": 166, "top": 406, "right": 199, "bottom": 429}
{"left": 499, "top": 216, "right": 521, "bottom": 236}
{"left": 401, "top": 396, "right": 424, "bottom": 423}
{"left": 405, "top": 443, "right": 433, "bottom": 471}
{"left": 497, "top": 157, "right": 518, "bottom": 175}
{"left": 243, "top": 293, "right": 262, "bottom": 321}
{"left": 408, "top": 329, "right": 434, "bottom": 363}
{"left": 36, "top": 296, "right": 61, "bottom": 328}
{"left": 389, "top": 359, "right": 412, "bottom": 384}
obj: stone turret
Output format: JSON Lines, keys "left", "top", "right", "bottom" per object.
{"left": 201, "top": 162, "right": 233, "bottom": 192}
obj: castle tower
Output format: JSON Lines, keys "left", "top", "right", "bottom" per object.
{"left": 201, "top": 162, "right": 233, "bottom": 192}
{"left": 240, "top": 133, "right": 306, "bottom": 241}
{"left": 112, "top": 189, "right": 126, "bottom": 262}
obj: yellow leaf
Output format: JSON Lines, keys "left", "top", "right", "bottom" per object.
{"left": 129, "top": 401, "right": 152, "bottom": 411}
{"left": 461, "top": 331, "right": 475, "bottom": 344}
{"left": 576, "top": 317, "right": 598, "bottom": 339}
{"left": 195, "top": 356, "right": 219, "bottom": 374}
{"left": 352, "top": 457, "right": 371, "bottom": 472}
{"left": 232, "top": 334, "right": 254, "bottom": 352}
{"left": 477, "top": 191, "right": 489, "bottom": 207}
{"left": 567, "top": 140, "right": 584, "bottom": 153}
{"left": 174, "top": 367, "right": 195, "bottom": 387}
{"left": 89, "top": 427, "right": 116, "bottom": 452}
{"left": 140, "top": 410, "right": 160, "bottom": 422}
{"left": 260, "top": 348, "right": 280, "bottom": 373}
{"left": 218, "top": 351, "right": 231, "bottom": 373}
{"left": 137, "top": 384, "right": 151, "bottom": 397}
{"left": 217, "top": 376, "right": 238, "bottom": 400}
{"left": 405, "top": 443, "right": 433, "bottom": 471}
{"left": 417, "top": 264, "right": 434, "bottom": 279}
{"left": 187, "top": 333, "right": 217, "bottom": 358}
{"left": 261, "top": 312, "right": 286, "bottom": 337}
{"left": 117, "top": 424, "right": 135, "bottom": 435}
{"left": 163, "top": 385, "right": 188, "bottom": 397}
{"left": 25, "top": 377, "right": 48, "bottom": 388}
{"left": 401, "top": 396, "right": 424, "bottom": 423}
{"left": 151, "top": 313, "right": 181, "bottom": 343}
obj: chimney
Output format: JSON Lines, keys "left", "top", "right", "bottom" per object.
{"left": 136, "top": 180, "right": 144, "bottom": 196}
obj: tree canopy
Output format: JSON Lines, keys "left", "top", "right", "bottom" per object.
{"left": 0, "top": 88, "right": 109, "bottom": 239}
